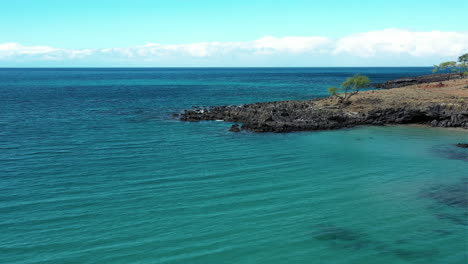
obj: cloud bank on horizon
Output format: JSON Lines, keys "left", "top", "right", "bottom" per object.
{"left": 1, "top": 29, "right": 467, "bottom": 66}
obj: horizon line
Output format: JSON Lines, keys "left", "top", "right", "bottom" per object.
{"left": 0, "top": 66, "right": 434, "bottom": 69}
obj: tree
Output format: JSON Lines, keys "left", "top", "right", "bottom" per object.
{"left": 327, "top": 86, "right": 339, "bottom": 96}
{"left": 458, "top": 53, "right": 468, "bottom": 73}
{"left": 327, "top": 74, "right": 371, "bottom": 104}
{"left": 433, "top": 61, "right": 458, "bottom": 73}
{"left": 458, "top": 53, "right": 468, "bottom": 64}
{"left": 432, "top": 54, "right": 468, "bottom": 74}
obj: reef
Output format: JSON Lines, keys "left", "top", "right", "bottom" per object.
{"left": 422, "top": 179, "right": 468, "bottom": 209}
{"left": 432, "top": 144, "right": 468, "bottom": 161}
{"left": 420, "top": 178, "right": 468, "bottom": 226}
{"left": 312, "top": 223, "right": 439, "bottom": 260}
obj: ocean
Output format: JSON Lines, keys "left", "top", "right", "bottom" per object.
{"left": 0, "top": 68, "right": 467, "bottom": 264}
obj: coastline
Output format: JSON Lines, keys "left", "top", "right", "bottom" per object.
{"left": 179, "top": 77, "right": 468, "bottom": 133}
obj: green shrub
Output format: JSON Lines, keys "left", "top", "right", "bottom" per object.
{"left": 326, "top": 74, "right": 371, "bottom": 104}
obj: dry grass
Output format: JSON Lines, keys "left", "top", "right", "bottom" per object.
{"left": 318, "top": 78, "right": 468, "bottom": 112}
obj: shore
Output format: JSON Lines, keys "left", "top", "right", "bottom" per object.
{"left": 180, "top": 77, "right": 468, "bottom": 133}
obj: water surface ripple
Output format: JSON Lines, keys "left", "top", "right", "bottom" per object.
{"left": 0, "top": 68, "right": 467, "bottom": 264}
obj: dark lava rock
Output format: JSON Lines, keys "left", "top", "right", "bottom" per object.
{"left": 178, "top": 73, "right": 468, "bottom": 133}
{"left": 455, "top": 143, "right": 468, "bottom": 148}
{"left": 372, "top": 73, "right": 466, "bottom": 89}
{"left": 179, "top": 100, "right": 468, "bottom": 132}
{"left": 229, "top": 124, "right": 241, "bottom": 132}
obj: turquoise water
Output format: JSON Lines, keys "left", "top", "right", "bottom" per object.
{"left": 1, "top": 68, "right": 467, "bottom": 264}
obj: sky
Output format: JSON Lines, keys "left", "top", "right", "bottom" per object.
{"left": 1, "top": 0, "right": 467, "bottom": 67}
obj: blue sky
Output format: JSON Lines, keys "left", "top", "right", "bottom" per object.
{"left": 1, "top": 0, "right": 467, "bottom": 66}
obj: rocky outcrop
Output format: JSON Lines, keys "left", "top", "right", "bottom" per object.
{"left": 229, "top": 124, "right": 241, "bottom": 132}
{"left": 179, "top": 75, "right": 468, "bottom": 133}
{"left": 180, "top": 100, "right": 468, "bottom": 132}
{"left": 372, "top": 73, "right": 466, "bottom": 89}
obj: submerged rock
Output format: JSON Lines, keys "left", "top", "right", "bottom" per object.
{"left": 420, "top": 178, "right": 468, "bottom": 226}
{"left": 422, "top": 179, "right": 468, "bottom": 209}
{"left": 432, "top": 144, "right": 468, "bottom": 161}
{"left": 229, "top": 124, "right": 241, "bottom": 132}
{"left": 312, "top": 224, "right": 381, "bottom": 251}
{"left": 312, "top": 223, "right": 439, "bottom": 260}
{"left": 313, "top": 224, "right": 364, "bottom": 242}
{"left": 391, "top": 248, "right": 439, "bottom": 260}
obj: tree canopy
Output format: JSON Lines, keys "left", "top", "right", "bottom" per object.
{"left": 327, "top": 74, "right": 370, "bottom": 104}
{"left": 458, "top": 53, "right": 468, "bottom": 74}
{"left": 433, "top": 54, "right": 468, "bottom": 74}
{"left": 458, "top": 53, "right": 468, "bottom": 64}
{"left": 432, "top": 61, "right": 458, "bottom": 73}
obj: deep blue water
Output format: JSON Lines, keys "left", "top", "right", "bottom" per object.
{"left": 1, "top": 68, "right": 467, "bottom": 264}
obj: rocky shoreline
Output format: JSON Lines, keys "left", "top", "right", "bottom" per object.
{"left": 179, "top": 77, "right": 468, "bottom": 133}
{"left": 371, "top": 73, "right": 466, "bottom": 89}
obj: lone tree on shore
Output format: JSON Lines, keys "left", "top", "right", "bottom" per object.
{"left": 432, "top": 54, "right": 468, "bottom": 75}
{"left": 459, "top": 53, "right": 468, "bottom": 64}
{"left": 458, "top": 53, "right": 468, "bottom": 74}
{"left": 327, "top": 74, "right": 371, "bottom": 104}
{"left": 432, "top": 61, "right": 458, "bottom": 73}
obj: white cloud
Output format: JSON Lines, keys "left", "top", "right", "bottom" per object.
{"left": 0, "top": 42, "right": 93, "bottom": 60}
{"left": 0, "top": 43, "right": 58, "bottom": 57}
{"left": 1, "top": 29, "right": 467, "bottom": 65}
{"left": 334, "top": 28, "right": 468, "bottom": 57}
{"left": 251, "top": 36, "right": 333, "bottom": 54}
